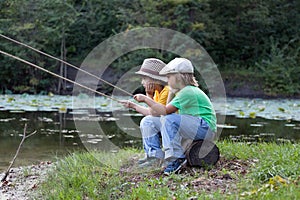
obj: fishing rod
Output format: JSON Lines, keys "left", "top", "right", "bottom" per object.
{"left": 0, "top": 50, "right": 122, "bottom": 103}
{"left": 0, "top": 34, "right": 133, "bottom": 97}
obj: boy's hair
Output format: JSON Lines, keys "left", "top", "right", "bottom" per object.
{"left": 177, "top": 73, "right": 199, "bottom": 87}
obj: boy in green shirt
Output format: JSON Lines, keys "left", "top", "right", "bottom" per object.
{"left": 133, "top": 58, "right": 216, "bottom": 175}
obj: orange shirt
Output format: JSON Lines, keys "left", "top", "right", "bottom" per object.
{"left": 153, "top": 86, "right": 169, "bottom": 105}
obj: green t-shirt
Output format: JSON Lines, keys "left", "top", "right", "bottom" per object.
{"left": 170, "top": 85, "right": 217, "bottom": 131}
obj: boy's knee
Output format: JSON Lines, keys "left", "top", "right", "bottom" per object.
{"left": 140, "top": 116, "right": 153, "bottom": 127}
{"left": 160, "top": 114, "right": 176, "bottom": 125}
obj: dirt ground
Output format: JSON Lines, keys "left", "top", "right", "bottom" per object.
{"left": 0, "top": 161, "right": 53, "bottom": 200}
{"left": 119, "top": 156, "right": 255, "bottom": 195}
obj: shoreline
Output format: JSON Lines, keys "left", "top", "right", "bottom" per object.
{"left": 0, "top": 161, "right": 53, "bottom": 200}
{"left": 1, "top": 142, "right": 299, "bottom": 199}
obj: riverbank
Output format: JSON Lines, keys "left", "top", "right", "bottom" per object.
{"left": 221, "top": 71, "right": 300, "bottom": 99}
{"left": 0, "top": 161, "right": 53, "bottom": 200}
{"left": 3, "top": 68, "right": 300, "bottom": 99}
{"left": 0, "top": 156, "right": 250, "bottom": 200}
{"left": 2, "top": 141, "right": 298, "bottom": 199}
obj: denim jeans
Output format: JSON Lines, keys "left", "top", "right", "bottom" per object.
{"left": 140, "top": 115, "right": 164, "bottom": 159}
{"left": 140, "top": 114, "right": 215, "bottom": 160}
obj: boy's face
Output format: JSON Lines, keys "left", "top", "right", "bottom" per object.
{"left": 141, "top": 76, "right": 155, "bottom": 88}
{"left": 166, "top": 74, "right": 179, "bottom": 89}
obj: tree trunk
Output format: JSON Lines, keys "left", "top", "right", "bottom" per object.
{"left": 58, "top": 31, "right": 66, "bottom": 93}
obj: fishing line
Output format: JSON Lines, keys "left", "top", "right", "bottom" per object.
{"left": 0, "top": 34, "right": 133, "bottom": 96}
{"left": 0, "top": 50, "right": 122, "bottom": 103}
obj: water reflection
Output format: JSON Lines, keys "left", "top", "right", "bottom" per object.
{"left": 0, "top": 110, "right": 299, "bottom": 171}
{"left": 0, "top": 111, "right": 83, "bottom": 171}
{"left": 218, "top": 115, "right": 300, "bottom": 142}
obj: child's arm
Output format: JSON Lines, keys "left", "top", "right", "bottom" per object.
{"left": 120, "top": 100, "right": 151, "bottom": 116}
{"left": 134, "top": 94, "right": 178, "bottom": 116}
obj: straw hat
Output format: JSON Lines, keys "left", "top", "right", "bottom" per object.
{"left": 135, "top": 58, "right": 168, "bottom": 83}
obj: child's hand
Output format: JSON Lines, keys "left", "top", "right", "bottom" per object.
{"left": 133, "top": 94, "right": 146, "bottom": 102}
{"left": 145, "top": 82, "right": 155, "bottom": 95}
{"left": 119, "top": 100, "right": 135, "bottom": 109}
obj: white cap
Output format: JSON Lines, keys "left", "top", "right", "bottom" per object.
{"left": 159, "top": 58, "right": 194, "bottom": 75}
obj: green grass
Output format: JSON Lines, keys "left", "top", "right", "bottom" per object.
{"left": 36, "top": 141, "right": 300, "bottom": 199}
{"left": 218, "top": 141, "right": 299, "bottom": 181}
{"left": 218, "top": 141, "right": 300, "bottom": 199}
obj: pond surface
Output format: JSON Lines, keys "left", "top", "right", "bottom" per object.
{"left": 0, "top": 95, "right": 299, "bottom": 171}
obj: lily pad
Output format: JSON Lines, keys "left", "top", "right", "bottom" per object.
{"left": 63, "top": 135, "right": 75, "bottom": 138}
{"left": 105, "top": 117, "right": 119, "bottom": 121}
{"left": 122, "top": 113, "right": 144, "bottom": 117}
{"left": 38, "top": 117, "right": 53, "bottom": 122}
{"left": 9, "top": 110, "right": 25, "bottom": 113}
{"left": 284, "top": 124, "right": 296, "bottom": 127}
{"left": 250, "top": 124, "right": 264, "bottom": 127}
{"left": 217, "top": 124, "right": 238, "bottom": 129}
{"left": 0, "top": 118, "right": 16, "bottom": 122}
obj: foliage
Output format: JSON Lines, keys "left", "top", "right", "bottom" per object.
{"left": 255, "top": 38, "right": 300, "bottom": 96}
{"left": 116, "top": 0, "right": 222, "bottom": 44}
{"left": 209, "top": 0, "right": 300, "bottom": 66}
{"left": 0, "top": 0, "right": 299, "bottom": 96}
{"left": 0, "top": 0, "right": 120, "bottom": 94}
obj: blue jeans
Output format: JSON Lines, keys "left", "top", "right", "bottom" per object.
{"left": 140, "top": 116, "right": 164, "bottom": 159}
{"left": 140, "top": 114, "right": 215, "bottom": 160}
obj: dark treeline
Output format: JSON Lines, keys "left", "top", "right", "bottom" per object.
{"left": 0, "top": 0, "right": 299, "bottom": 96}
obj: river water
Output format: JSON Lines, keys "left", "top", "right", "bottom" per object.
{"left": 0, "top": 95, "right": 299, "bottom": 171}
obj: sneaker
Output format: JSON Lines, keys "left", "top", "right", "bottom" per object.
{"left": 137, "top": 156, "right": 149, "bottom": 165}
{"left": 161, "top": 160, "right": 169, "bottom": 169}
{"left": 138, "top": 157, "right": 162, "bottom": 168}
{"left": 163, "top": 158, "right": 187, "bottom": 175}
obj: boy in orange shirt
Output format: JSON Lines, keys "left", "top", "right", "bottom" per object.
{"left": 122, "top": 58, "right": 169, "bottom": 166}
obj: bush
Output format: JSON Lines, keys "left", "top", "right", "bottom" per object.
{"left": 255, "top": 38, "right": 300, "bottom": 96}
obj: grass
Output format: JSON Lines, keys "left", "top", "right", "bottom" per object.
{"left": 218, "top": 141, "right": 300, "bottom": 199}
{"left": 36, "top": 141, "right": 300, "bottom": 199}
